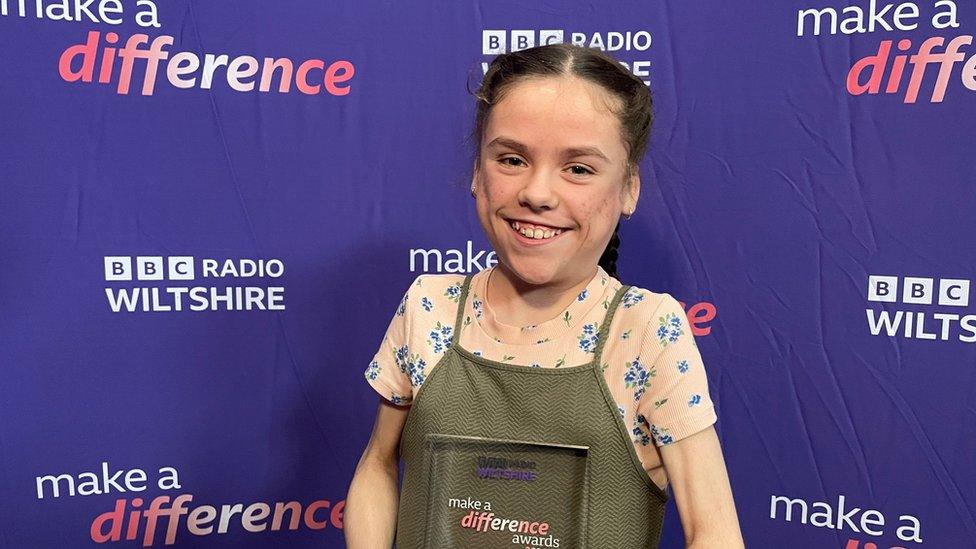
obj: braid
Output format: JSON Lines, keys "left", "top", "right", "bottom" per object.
{"left": 598, "top": 221, "right": 621, "bottom": 280}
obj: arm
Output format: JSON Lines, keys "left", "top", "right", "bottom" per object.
{"left": 346, "top": 276, "right": 423, "bottom": 547}
{"left": 344, "top": 398, "right": 410, "bottom": 549}
{"left": 660, "top": 425, "right": 743, "bottom": 548}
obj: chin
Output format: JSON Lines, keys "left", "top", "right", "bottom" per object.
{"left": 503, "top": 259, "right": 562, "bottom": 286}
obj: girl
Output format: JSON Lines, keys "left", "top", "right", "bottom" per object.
{"left": 346, "top": 43, "right": 743, "bottom": 548}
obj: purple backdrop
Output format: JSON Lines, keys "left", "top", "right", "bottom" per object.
{"left": 2, "top": 0, "right": 974, "bottom": 547}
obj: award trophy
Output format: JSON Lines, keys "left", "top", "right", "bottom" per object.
{"left": 423, "top": 433, "right": 589, "bottom": 548}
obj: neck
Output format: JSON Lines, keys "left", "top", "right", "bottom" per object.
{"left": 486, "top": 263, "right": 597, "bottom": 328}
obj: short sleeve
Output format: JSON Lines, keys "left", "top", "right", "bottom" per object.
{"left": 636, "top": 293, "right": 717, "bottom": 446}
{"left": 363, "top": 277, "right": 418, "bottom": 406}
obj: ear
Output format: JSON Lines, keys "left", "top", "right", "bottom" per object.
{"left": 623, "top": 164, "right": 641, "bottom": 213}
{"left": 470, "top": 160, "right": 480, "bottom": 195}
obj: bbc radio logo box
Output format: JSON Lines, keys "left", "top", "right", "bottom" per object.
{"left": 104, "top": 256, "right": 195, "bottom": 281}
{"left": 482, "top": 29, "right": 652, "bottom": 55}
{"left": 867, "top": 275, "right": 969, "bottom": 306}
{"left": 865, "top": 275, "right": 976, "bottom": 343}
{"left": 103, "top": 255, "right": 285, "bottom": 313}
{"left": 480, "top": 29, "right": 653, "bottom": 84}
{"left": 482, "top": 30, "right": 565, "bottom": 54}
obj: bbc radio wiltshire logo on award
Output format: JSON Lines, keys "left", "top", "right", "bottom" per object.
{"left": 103, "top": 255, "right": 285, "bottom": 313}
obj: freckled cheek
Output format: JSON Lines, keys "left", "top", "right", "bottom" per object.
{"left": 574, "top": 196, "right": 617, "bottom": 233}
{"left": 483, "top": 178, "right": 518, "bottom": 205}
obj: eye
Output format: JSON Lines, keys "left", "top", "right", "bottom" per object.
{"left": 498, "top": 156, "right": 526, "bottom": 168}
{"left": 567, "top": 164, "right": 595, "bottom": 176}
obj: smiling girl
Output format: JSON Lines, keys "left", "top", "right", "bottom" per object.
{"left": 346, "top": 43, "right": 743, "bottom": 548}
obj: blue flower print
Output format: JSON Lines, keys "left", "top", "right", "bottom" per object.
{"left": 530, "top": 362, "right": 542, "bottom": 368}
{"left": 650, "top": 424, "right": 674, "bottom": 445}
{"left": 421, "top": 296, "right": 433, "bottom": 312}
{"left": 406, "top": 355, "right": 427, "bottom": 387}
{"left": 444, "top": 283, "right": 462, "bottom": 303}
{"left": 365, "top": 360, "right": 380, "bottom": 381}
{"left": 393, "top": 344, "right": 427, "bottom": 387}
{"left": 427, "top": 321, "right": 453, "bottom": 353}
{"left": 411, "top": 369, "right": 426, "bottom": 387}
{"left": 578, "top": 322, "right": 599, "bottom": 353}
{"left": 631, "top": 427, "right": 651, "bottom": 446}
{"left": 617, "top": 405, "right": 626, "bottom": 420}
{"left": 473, "top": 350, "right": 482, "bottom": 357}
{"left": 677, "top": 360, "right": 689, "bottom": 374}
{"left": 472, "top": 295, "right": 484, "bottom": 319}
{"left": 622, "top": 288, "right": 644, "bottom": 308}
{"left": 390, "top": 393, "right": 405, "bottom": 405}
{"left": 623, "top": 357, "right": 656, "bottom": 401}
{"left": 396, "top": 292, "right": 409, "bottom": 316}
{"left": 656, "top": 311, "right": 684, "bottom": 347}
{"left": 394, "top": 345, "right": 410, "bottom": 373}
{"left": 631, "top": 414, "right": 652, "bottom": 446}
{"left": 688, "top": 394, "right": 702, "bottom": 407}
{"left": 577, "top": 288, "right": 589, "bottom": 302}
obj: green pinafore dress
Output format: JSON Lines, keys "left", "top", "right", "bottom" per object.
{"left": 395, "top": 273, "right": 669, "bottom": 548}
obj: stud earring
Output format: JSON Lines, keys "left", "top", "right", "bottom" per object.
{"left": 470, "top": 184, "right": 477, "bottom": 197}
{"left": 623, "top": 209, "right": 633, "bottom": 220}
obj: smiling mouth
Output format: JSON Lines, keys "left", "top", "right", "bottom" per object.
{"left": 505, "top": 219, "right": 569, "bottom": 242}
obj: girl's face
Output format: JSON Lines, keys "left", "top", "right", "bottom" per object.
{"left": 473, "top": 75, "right": 640, "bottom": 285}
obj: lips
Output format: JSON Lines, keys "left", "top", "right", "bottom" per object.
{"left": 504, "top": 217, "right": 571, "bottom": 231}
{"left": 504, "top": 217, "right": 569, "bottom": 245}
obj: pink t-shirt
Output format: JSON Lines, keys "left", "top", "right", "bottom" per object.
{"left": 364, "top": 264, "right": 717, "bottom": 490}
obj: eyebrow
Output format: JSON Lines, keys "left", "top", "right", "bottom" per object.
{"left": 486, "top": 136, "right": 611, "bottom": 163}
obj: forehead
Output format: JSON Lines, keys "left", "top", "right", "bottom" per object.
{"left": 484, "top": 76, "right": 625, "bottom": 155}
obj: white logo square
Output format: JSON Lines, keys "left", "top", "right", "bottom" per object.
{"left": 867, "top": 275, "right": 897, "bottom": 302}
{"left": 902, "top": 277, "right": 933, "bottom": 304}
{"left": 104, "top": 256, "right": 132, "bottom": 281}
{"left": 539, "top": 30, "right": 564, "bottom": 46}
{"left": 510, "top": 30, "right": 535, "bottom": 52}
{"left": 168, "top": 256, "right": 195, "bottom": 281}
{"left": 136, "top": 256, "right": 164, "bottom": 281}
{"left": 483, "top": 30, "right": 506, "bottom": 55}
{"left": 938, "top": 278, "right": 969, "bottom": 306}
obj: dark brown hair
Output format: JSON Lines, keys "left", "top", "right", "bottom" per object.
{"left": 471, "top": 43, "right": 653, "bottom": 280}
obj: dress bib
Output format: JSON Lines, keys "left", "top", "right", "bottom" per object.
{"left": 395, "top": 273, "right": 668, "bottom": 548}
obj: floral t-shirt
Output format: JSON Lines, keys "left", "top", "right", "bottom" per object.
{"left": 364, "top": 264, "right": 717, "bottom": 490}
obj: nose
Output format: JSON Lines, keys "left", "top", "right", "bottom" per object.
{"left": 516, "top": 167, "right": 559, "bottom": 212}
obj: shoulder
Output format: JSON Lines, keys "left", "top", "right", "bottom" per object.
{"left": 399, "top": 272, "right": 468, "bottom": 313}
{"left": 613, "top": 284, "right": 690, "bottom": 342}
{"left": 396, "top": 273, "right": 469, "bottom": 345}
{"left": 615, "top": 283, "right": 677, "bottom": 322}
{"left": 397, "top": 273, "right": 469, "bottom": 378}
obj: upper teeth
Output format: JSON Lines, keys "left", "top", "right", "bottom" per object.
{"left": 510, "top": 221, "right": 563, "bottom": 240}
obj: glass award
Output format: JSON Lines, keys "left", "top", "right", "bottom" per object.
{"left": 422, "top": 433, "right": 589, "bottom": 549}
